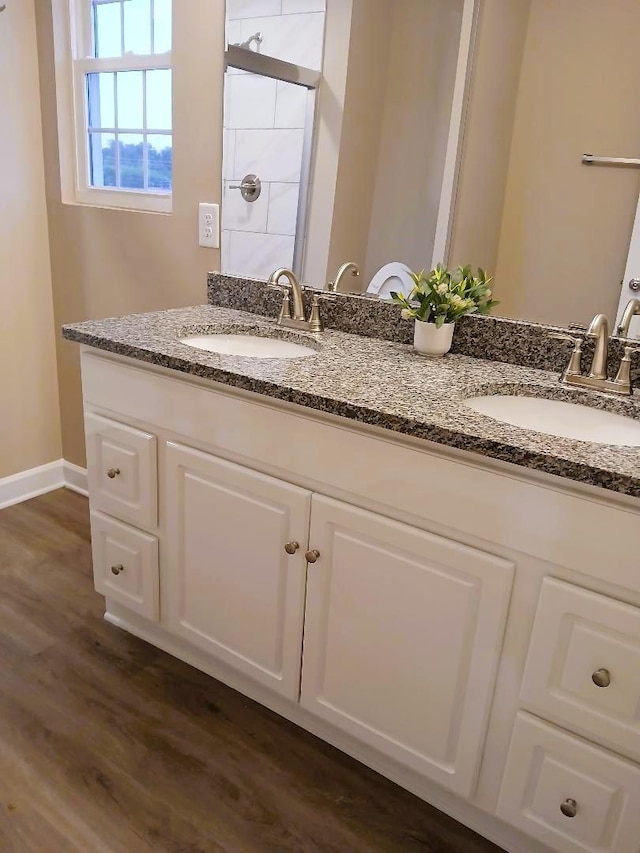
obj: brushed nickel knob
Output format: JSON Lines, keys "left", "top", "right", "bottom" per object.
{"left": 107, "top": 467, "right": 121, "bottom": 479}
{"left": 560, "top": 798, "right": 577, "bottom": 818}
{"left": 592, "top": 668, "right": 611, "bottom": 688}
{"left": 111, "top": 564, "right": 124, "bottom": 576}
{"left": 284, "top": 541, "right": 299, "bottom": 555}
{"left": 629, "top": 278, "right": 640, "bottom": 292}
{"left": 305, "top": 549, "right": 320, "bottom": 563}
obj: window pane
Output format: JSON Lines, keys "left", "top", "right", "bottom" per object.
{"left": 89, "top": 132, "right": 116, "bottom": 187}
{"left": 94, "top": 1, "right": 122, "bottom": 58}
{"left": 116, "top": 71, "right": 143, "bottom": 129}
{"left": 148, "top": 135, "right": 172, "bottom": 191}
{"left": 118, "top": 133, "right": 144, "bottom": 189}
{"left": 87, "top": 73, "right": 115, "bottom": 129}
{"left": 146, "top": 69, "right": 171, "bottom": 130}
{"left": 124, "top": 0, "right": 151, "bottom": 55}
{"left": 153, "top": 0, "right": 172, "bottom": 53}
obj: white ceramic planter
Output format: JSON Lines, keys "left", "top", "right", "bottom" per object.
{"left": 413, "top": 321, "right": 455, "bottom": 357}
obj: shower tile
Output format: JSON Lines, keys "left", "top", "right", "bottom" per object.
{"left": 274, "top": 81, "right": 308, "bottom": 128}
{"left": 240, "top": 12, "right": 325, "bottom": 70}
{"left": 233, "top": 128, "right": 304, "bottom": 182}
{"left": 227, "top": 0, "right": 281, "bottom": 21}
{"left": 225, "top": 74, "right": 277, "bottom": 129}
{"left": 281, "top": 0, "right": 325, "bottom": 12}
{"left": 223, "top": 179, "right": 270, "bottom": 232}
{"left": 228, "top": 231, "right": 295, "bottom": 279}
{"left": 222, "top": 129, "right": 236, "bottom": 179}
{"left": 267, "top": 183, "right": 300, "bottom": 236}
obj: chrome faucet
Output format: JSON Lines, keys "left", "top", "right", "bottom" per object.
{"left": 616, "top": 298, "right": 640, "bottom": 337}
{"left": 551, "top": 312, "right": 638, "bottom": 396}
{"left": 328, "top": 262, "right": 360, "bottom": 293}
{"left": 267, "top": 267, "right": 333, "bottom": 332}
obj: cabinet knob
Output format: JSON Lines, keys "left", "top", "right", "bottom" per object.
{"left": 111, "top": 564, "right": 124, "bottom": 576}
{"left": 592, "top": 668, "right": 611, "bottom": 688}
{"left": 305, "top": 549, "right": 320, "bottom": 563}
{"left": 107, "top": 467, "right": 121, "bottom": 479}
{"left": 284, "top": 541, "right": 299, "bottom": 555}
{"left": 560, "top": 798, "right": 577, "bottom": 818}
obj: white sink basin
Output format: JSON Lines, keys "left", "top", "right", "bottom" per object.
{"left": 466, "top": 395, "right": 640, "bottom": 446}
{"left": 180, "top": 333, "right": 317, "bottom": 359}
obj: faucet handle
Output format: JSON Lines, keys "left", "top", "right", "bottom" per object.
{"left": 548, "top": 332, "right": 582, "bottom": 344}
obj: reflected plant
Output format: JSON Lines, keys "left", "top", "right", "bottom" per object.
{"left": 391, "top": 264, "right": 498, "bottom": 328}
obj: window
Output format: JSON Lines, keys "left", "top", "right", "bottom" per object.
{"left": 57, "top": 0, "right": 172, "bottom": 212}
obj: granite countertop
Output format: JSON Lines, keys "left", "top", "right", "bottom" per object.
{"left": 63, "top": 304, "right": 640, "bottom": 498}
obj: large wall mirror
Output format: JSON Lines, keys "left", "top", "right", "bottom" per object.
{"left": 219, "top": 0, "right": 640, "bottom": 338}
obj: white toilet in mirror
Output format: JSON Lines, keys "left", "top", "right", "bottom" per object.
{"left": 366, "top": 262, "right": 415, "bottom": 300}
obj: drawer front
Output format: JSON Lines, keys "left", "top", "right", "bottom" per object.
{"left": 90, "top": 511, "right": 159, "bottom": 621}
{"left": 85, "top": 412, "right": 157, "bottom": 528}
{"left": 497, "top": 712, "right": 640, "bottom": 852}
{"left": 521, "top": 577, "right": 640, "bottom": 760}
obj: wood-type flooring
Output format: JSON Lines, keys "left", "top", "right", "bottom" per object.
{"left": 0, "top": 489, "right": 503, "bottom": 852}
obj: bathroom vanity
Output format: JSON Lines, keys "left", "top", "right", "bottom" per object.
{"left": 63, "top": 281, "right": 640, "bottom": 853}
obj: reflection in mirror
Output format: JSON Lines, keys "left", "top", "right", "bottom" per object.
{"left": 221, "top": 0, "right": 471, "bottom": 295}
{"left": 451, "top": 0, "right": 640, "bottom": 334}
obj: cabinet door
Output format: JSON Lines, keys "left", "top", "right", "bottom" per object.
{"left": 300, "top": 495, "right": 514, "bottom": 797}
{"left": 497, "top": 712, "right": 640, "bottom": 853}
{"left": 85, "top": 412, "right": 157, "bottom": 529}
{"left": 521, "top": 577, "right": 640, "bottom": 762}
{"left": 164, "top": 442, "right": 311, "bottom": 699}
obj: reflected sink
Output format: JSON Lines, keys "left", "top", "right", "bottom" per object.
{"left": 465, "top": 395, "right": 640, "bottom": 446}
{"left": 180, "top": 333, "right": 318, "bottom": 359}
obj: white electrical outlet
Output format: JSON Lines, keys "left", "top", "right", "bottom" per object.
{"left": 198, "top": 203, "right": 220, "bottom": 249}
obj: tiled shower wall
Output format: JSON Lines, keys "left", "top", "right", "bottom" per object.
{"left": 222, "top": 0, "right": 325, "bottom": 279}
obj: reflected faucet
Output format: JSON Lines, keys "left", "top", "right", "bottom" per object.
{"left": 328, "top": 262, "right": 360, "bottom": 293}
{"left": 617, "top": 298, "right": 640, "bottom": 337}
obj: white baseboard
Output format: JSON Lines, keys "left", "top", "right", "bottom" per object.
{"left": 0, "top": 459, "right": 88, "bottom": 510}
{"left": 62, "top": 460, "right": 89, "bottom": 496}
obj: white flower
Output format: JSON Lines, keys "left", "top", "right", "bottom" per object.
{"left": 400, "top": 308, "right": 413, "bottom": 320}
{"left": 436, "top": 282, "right": 448, "bottom": 294}
{"left": 450, "top": 294, "right": 465, "bottom": 306}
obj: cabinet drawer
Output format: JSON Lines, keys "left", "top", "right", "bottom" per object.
{"left": 521, "top": 578, "right": 640, "bottom": 761}
{"left": 497, "top": 712, "right": 640, "bottom": 853}
{"left": 90, "top": 511, "right": 159, "bottom": 621}
{"left": 85, "top": 412, "right": 157, "bottom": 528}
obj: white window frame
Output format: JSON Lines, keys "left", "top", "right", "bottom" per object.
{"left": 53, "top": 0, "right": 172, "bottom": 214}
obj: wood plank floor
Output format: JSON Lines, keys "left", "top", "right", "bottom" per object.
{"left": 0, "top": 489, "right": 503, "bottom": 852}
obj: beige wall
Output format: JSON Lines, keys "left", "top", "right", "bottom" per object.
{"left": 454, "top": 0, "right": 640, "bottom": 327}
{"left": 324, "top": 0, "right": 394, "bottom": 280}
{"left": 449, "top": 0, "right": 531, "bottom": 275}
{"left": 364, "top": 0, "right": 464, "bottom": 283}
{"left": 0, "top": 1, "right": 62, "bottom": 479}
{"left": 309, "top": 0, "right": 464, "bottom": 290}
{"left": 35, "top": 0, "right": 226, "bottom": 468}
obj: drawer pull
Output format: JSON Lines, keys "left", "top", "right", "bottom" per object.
{"left": 111, "top": 564, "right": 124, "bottom": 576}
{"left": 591, "top": 668, "right": 611, "bottom": 688}
{"left": 305, "top": 549, "right": 320, "bottom": 563}
{"left": 560, "top": 798, "right": 578, "bottom": 818}
{"left": 284, "top": 541, "right": 299, "bottom": 555}
{"left": 107, "top": 467, "right": 121, "bottom": 479}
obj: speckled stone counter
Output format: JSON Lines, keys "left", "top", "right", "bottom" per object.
{"left": 63, "top": 304, "right": 640, "bottom": 498}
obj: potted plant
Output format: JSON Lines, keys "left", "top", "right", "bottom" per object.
{"left": 391, "top": 264, "right": 498, "bottom": 357}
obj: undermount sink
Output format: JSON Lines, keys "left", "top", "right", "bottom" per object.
{"left": 179, "top": 333, "right": 318, "bottom": 359}
{"left": 465, "top": 394, "right": 640, "bottom": 446}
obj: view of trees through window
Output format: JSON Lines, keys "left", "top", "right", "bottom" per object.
{"left": 94, "top": 138, "right": 172, "bottom": 190}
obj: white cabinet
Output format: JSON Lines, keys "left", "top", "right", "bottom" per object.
{"left": 85, "top": 412, "right": 157, "bottom": 529}
{"left": 497, "top": 712, "right": 640, "bottom": 852}
{"left": 299, "top": 495, "right": 514, "bottom": 797}
{"left": 163, "top": 441, "right": 311, "bottom": 700}
{"left": 90, "top": 511, "right": 159, "bottom": 621}
{"left": 521, "top": 578, "right": 640, "bottom": 762}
